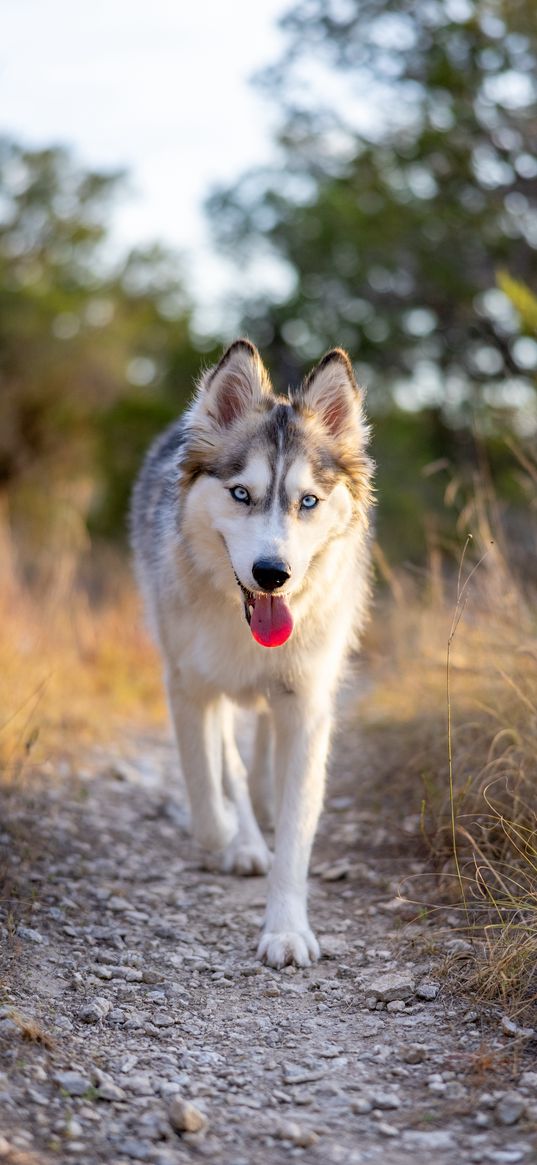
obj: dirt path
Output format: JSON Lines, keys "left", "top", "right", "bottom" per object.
{"left": 1, "top": 716, "right": 536, "bottom": 1165}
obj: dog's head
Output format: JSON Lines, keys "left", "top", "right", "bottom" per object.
{"left": 180, "top": 339, "right": 373, "bottom": 647}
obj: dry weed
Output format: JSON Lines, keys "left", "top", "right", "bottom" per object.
{"left": 6, "top": 1008, "right": 54, "bottom": 1049}
{"left": 361, "top": 522, "right": 537, "bottom": 1017}
{"left": 0, "top": 548, "right": 165, "bottom": 782}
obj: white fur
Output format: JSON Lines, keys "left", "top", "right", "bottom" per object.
{"left": 132, "top": 344, "right": 372, "bottom": 969}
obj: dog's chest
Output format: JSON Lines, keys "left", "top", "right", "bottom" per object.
{"left": 161, "top": 590, "right": 288, "bottom": 700}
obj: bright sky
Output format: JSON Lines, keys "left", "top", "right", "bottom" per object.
{"left": 0, "top": 0, "right": 289, "bottom": 313}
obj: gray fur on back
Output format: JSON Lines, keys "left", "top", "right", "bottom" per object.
{"left": 129, "top": 417, "right": 186, "bottom": 585}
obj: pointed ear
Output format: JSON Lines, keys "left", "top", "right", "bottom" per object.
{"left": 291, "top": 348, "right": 362, "bottom": 438}
{"left": 201, "top": 339, "right": 272, "bottom": 427}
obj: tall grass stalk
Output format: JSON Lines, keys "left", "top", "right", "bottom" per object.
{"left": 446, "top": 536, "right": 492, "bottom": 920}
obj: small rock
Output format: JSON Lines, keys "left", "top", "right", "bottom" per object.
{"left": 120, "top": 1138, "right": 153, "bottom": 1161}
{"left": 328, "top": 795, "right": 354, "bottom": 812}
{"left": 379, "top": 897, "right": 409, "bottom": 915}
{"left": 108, "top": 1008, "right": 126, "bottom": 1025}
{"left": 54, "top": 1014, "right": 73, "bottom": 1033}
{"left": 386, "top": 1000, "right": 405, "bottom": 1013}
{"left": 107, "top": 896, "right": 131, "bottom": 912}
{"left": 92, "top": 1070, "right": 126, "bottom": 1102}
{"left": 370, "top": 972, "right": 415, "bottom": 1003}
{"left": 319, "top": 861, "right": 352, "bottom": 882}
{"left": 127, "top": 1011, "right": 150, "bottom": 1030}
{"left": 415, "top": 980, "right": 439, "bottom": 1001}
{"left": 401, "top": 1044, "right": 427, "bottom": 1064}
{"left": 445, "top": 938, "right": 473, "bottom": 955}
{"left": 371, "top": 1091, "right": 401, "bottom": 1110}
{"left": 274, "top": 1120, "right": 318, "bottom": 1147}
{"left": 486, "top": 1152, "right": 526, "bottom": 1164}
{"left": 97, "top": 1081, "right": 127, "bottom": 1101}
{"left": 153, "top": 1012, "right": 175, "bottom": 1028}
{"left": 378, "top": 1121, "right": 399, "bottom": 1137}
{"left": 93, "top": 966, "right": 113, "bottom": 980}
{"left": 283, "top": 1066, "right": 325, "bottom": 1086}
{"left": 0, "top": 1018, "right": 19, "bottom": 1037}
{"left": 352, "top": 1097, "right": 373, "bottom": 1114}
{"left": 501, "top": 1015, "right": 535, "bottom": 1039}
{"left": 337, "top": 963, "right": 358, "bottom": 980}
{"left": 156, "top": 925, "right": 181, "bottom": 941}
{"left": 138, "top": 1112, "right": 169, "bottom": 1139}
{"left": 54, "top": 1071, "right": 92, "bottom": 1097}
{"left": 445, "top": 1081, "right": 467, "bottom": 1101}
{"left": 519, "top": 1071, "right": 537, "bottom": 1089}
{"left": 168, "top": 1097, "right": 208, "bottom": 1134}
{"left": 159, "top": 1081, "right": 183, "bottom": 1098}
{"left": 16, "top": 925, "right": 47, "bottom": 945}
{"left": 26, "top": 1087, "right": 48, "bottom": 1106}
{"left": 495, "top": 1091, "right": 525, "bottom": 1126}
{"left": 142, "top": 970, "right": 161, "bottom": 984}
{"left": 322, "top": 936, "right": 349, "bottom": 959}
{"left": 402, "top": 1130, "right": 455, "bottom": 1149}
{"left": 109, "top": 966, "right": 143, "bottom": 982}
{"left": 403, "top": 815, "right": 420, "bottom": 834}
{"left": 79, "top": 998, "right": 111, "bottom": 1024}
{"left": 123, "top": 1074, "right": 153, "bottom": 1097}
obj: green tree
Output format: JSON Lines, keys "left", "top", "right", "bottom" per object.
{"left": 208, "top": 0, "right": 537, "bottom": 426}
{"left": 0, "top": 138, "right": 205, "bottom": 561}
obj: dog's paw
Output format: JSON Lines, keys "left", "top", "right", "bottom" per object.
{"left": 191, "top": 802, "right": 237, "bottom": 853}
{"left": 257, "top": 927, "right": 320, "bottom": 969}
{"left": 220, "top": 836, "right": 272, "bottom": 877}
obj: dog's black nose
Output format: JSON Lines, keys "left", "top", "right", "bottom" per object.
{"left": 252, "top": 559, "right": 291, "bottom": 592}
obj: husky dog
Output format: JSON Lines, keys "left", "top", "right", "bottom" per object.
{"left": 131, "top": 340, "right": 373, "bottom": 968}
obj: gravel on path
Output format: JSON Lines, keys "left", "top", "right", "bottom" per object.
{"left": 0, "top": 727, "right": 536, "bottom": 1164}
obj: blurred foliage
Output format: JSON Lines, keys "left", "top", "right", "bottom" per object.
{"left": 206, "top": 0, "right": 537, "bottom": 562}
{"left": 0, "top": 138, "right": 211, "bottom": 561}
{"left": 208, "top": 0, "right": 537, "bottom": 401}
{"left": 498, "top": 270, "right": 537, "bottom": 334}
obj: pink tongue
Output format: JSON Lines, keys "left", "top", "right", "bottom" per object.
{"left": 250, "top": 594, "right": 294, "bottom": 648}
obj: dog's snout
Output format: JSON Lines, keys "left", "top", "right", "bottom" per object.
{"left": 252, "top": 559, "right": 291, "bottom": 592}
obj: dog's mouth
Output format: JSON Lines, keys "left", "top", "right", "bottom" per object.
{"left": 234, "top": 574, "right": 294, "bottom": 648}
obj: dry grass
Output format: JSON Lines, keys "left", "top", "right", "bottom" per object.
{"left": 0, "top": 547, "right": 165, "bottom": 783}
{"left": 361, "top": 540, "right": 537, "bottom": 1018}
{"left": 6, "top": 1008, "right": 54, "bottom": 1048}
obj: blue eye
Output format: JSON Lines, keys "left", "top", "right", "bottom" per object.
{"left": 230, "top": 486, "right": 251, "bottom": 504}
{"left": 301, "top": 494, "right": 319, "bottom": 510}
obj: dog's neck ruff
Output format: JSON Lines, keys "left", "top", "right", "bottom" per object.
{"left": 234, "top": 572, "right": 294, "bottom": 649}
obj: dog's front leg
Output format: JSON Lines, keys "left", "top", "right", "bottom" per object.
{"left": 249, "top": 710, "right": 274, "bottom": 829}
{"left": 220, "top": 701, "right": 272, "bottom": 876}
{"left": 166, "top": 676, "right": 236, "bottom": 853}
{"left": 258, "top": 692, "right": 332, "bottom": 969}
